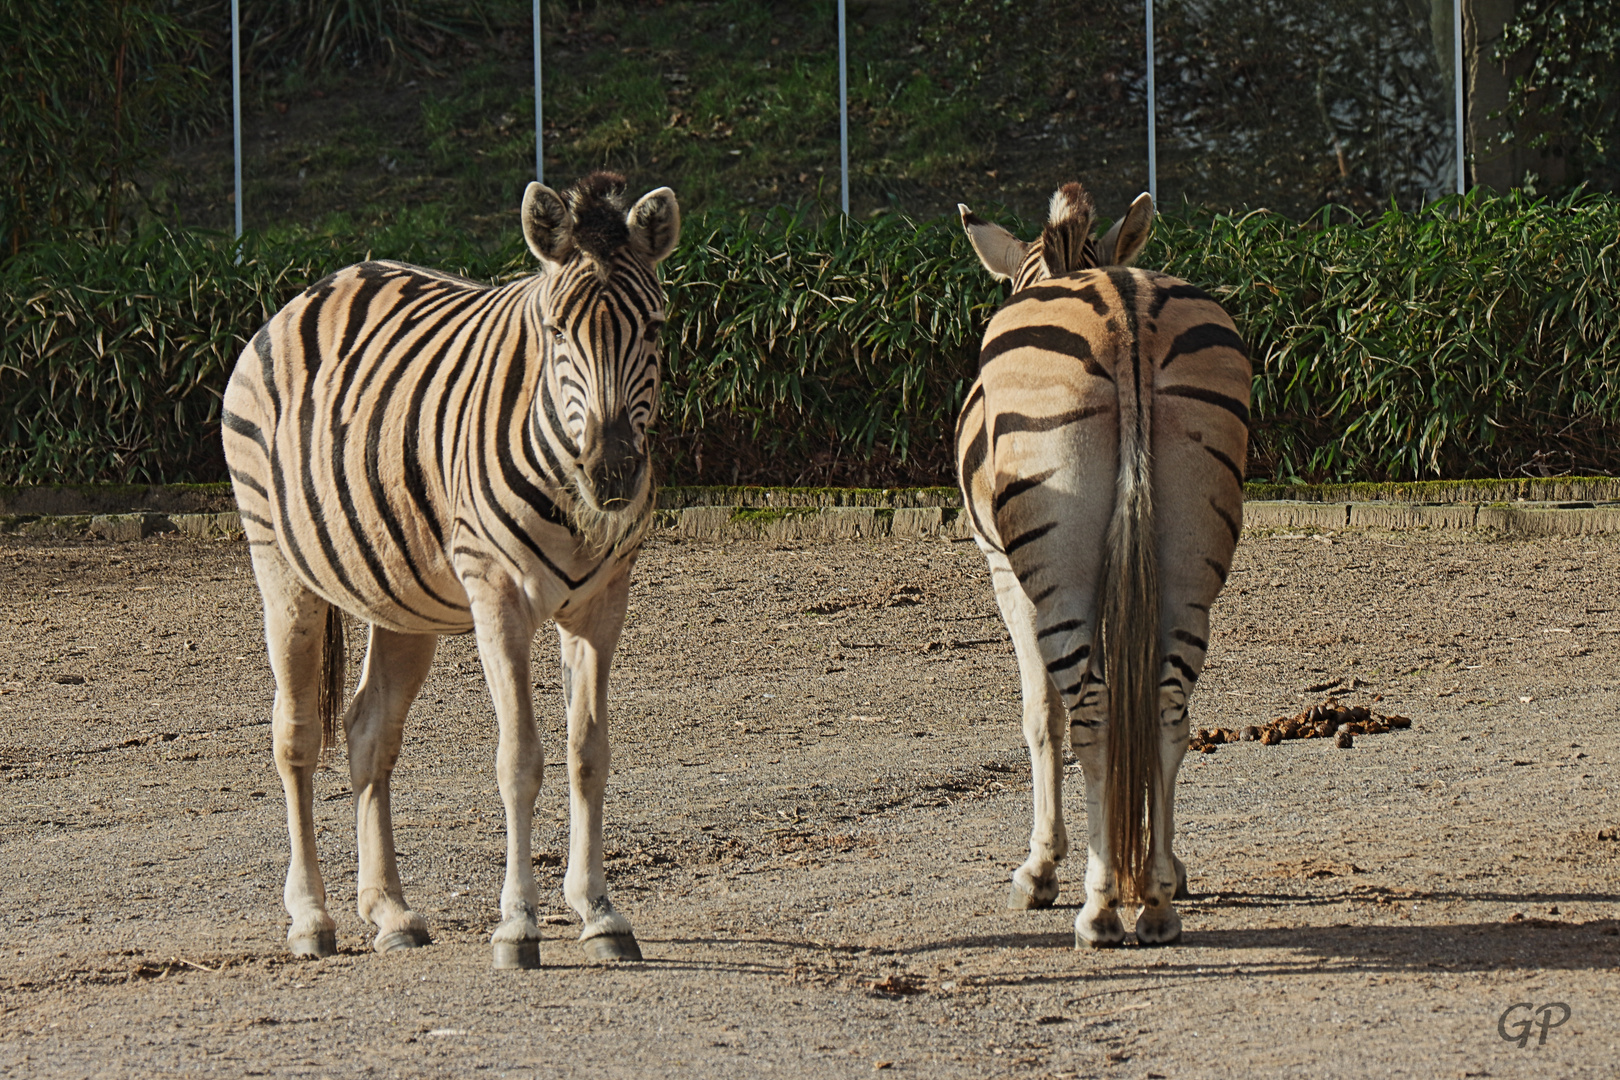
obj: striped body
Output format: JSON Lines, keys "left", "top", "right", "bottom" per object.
{"left": 956, "top": 184, "right": 1250, "bottom": 947}
{"left": 223, "top": 256, "right": 659, "bottom": 633}
{"left": 225, "top": 173, "right": 680, "bottom": 967}
{"left": 957, "top": 265, "right": 1250, "bottom": 717}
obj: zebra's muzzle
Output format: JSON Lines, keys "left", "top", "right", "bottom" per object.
{"left": 580, "top": 411, "right": 647, "bottom": 509}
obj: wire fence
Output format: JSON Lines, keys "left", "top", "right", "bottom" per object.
{"left": 224, "top": 0, "right": 1470, "bottom": 233}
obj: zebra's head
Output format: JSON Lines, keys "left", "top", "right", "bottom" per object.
{"left": 521, "top": 172, "right": 681, "bottom": 532}
{"left": 958, "top": 183, "right": 1154, "bottom": 290}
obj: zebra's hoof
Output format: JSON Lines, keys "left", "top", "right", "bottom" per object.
{"left": 1134, "top": 906, "right": 1183, "bottom": 946}
{"left": 1007, "top": 876, "right": 1057, "bottom": 910}
{"left": 581, "top": 932, "right": 643, "bottom": 962}
{"left": 288, "top": 929, "right": 337, "bottom": 959}
{"left": 1075, "top": 930, "right": 1123, "bottom": 950}
{"left": 492, "top": 941, "right": 541, "bottom": 970}
{"left": 374, "top": 929, "right": 426, "bottom": 954}
{"left": 1074, "top": 904, "right": 1127, "bottom": 949}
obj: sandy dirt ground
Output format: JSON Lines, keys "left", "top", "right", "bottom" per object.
{"left": 1, "top": 526, "right": 1618, "bottom": 1079}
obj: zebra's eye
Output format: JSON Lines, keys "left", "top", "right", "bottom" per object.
{"left": 551, "top": 329, "right": 567, "bottom": 347}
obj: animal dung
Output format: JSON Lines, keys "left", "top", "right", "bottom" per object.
{"left": 1189, "top": 698, "right": 1411, "bottom": 753}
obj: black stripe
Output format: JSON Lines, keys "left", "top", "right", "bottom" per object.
{"left": 1161, "top": 323, "right": 1247, "bottom": 369}
{"left": 336, "top": 266, "right": 391, "bottom": 361}
{"left": 1073, "top": 283, "right": 1109, "bottom": 315}
{"left": 1149, "top": 283, "right": 1215, "bottom": 319}
{"left": 1005, "top": 281, "right": 1109, "bottom": 317}
{"left": 1204, "top": 444, "right": 1244, "bottom": 485}
{"left": 1013, "top": 564, "right": 1044, "bottom": 589}
{"left": 1007, "top": 284, "right": 1080, "bottom": 303}
{"left": 494, "top": 320, "right": 576, "bottom": 534}
{"left": 1171, "top": 628, "right": 1207, "bottom": 652}
{"left": 993, "top": 469, "right": 1057, "bottom": 515}
{"left": 359, "top": 306, "right": 471, "bottom": 616}
{"left": 1045, "top": 643, "right": 1092, "bottom": 673}
{"left": 400, "top": 316, "right": 472, "bottom": 552}
{"left": 955, "top": 385, "right": 996, "bottom": 550}
{"left": 227, "top": 466, "right": 268, "bottom": 499}
{"left": 221, "top": 412, "right": 268, "bottom": 456}
{"left": 1209, "top": 497, "right": 1241, "bottom": 543}
{"left": 1037, "top": 618, "right": 1083, "bottom": 640}
{"left": 254, "top": 328, "right": 281, "bottom": 416}
{"left": 327, "top": 283, "right": 472, "bottom": 623}
{"left": 238, "top": 510, "right": 274, "bottom": 530}
{"left": 1203, "top": 557, "right": 1229, "bottom": 584}
{"left": 979, "top": 324, "right": 1095, "bottom": 369}
{"left": 1160, "top": 384, "right": 1251, "bottom": 426}
{"left": 992, "top": 406, "right": 1108, "bottom": 444}
{"left": 1028, "top": 583, "right": 1058, "bottom": 604}
{"left": 1004, "top": 522, "right": 1056, "bottom": 555}
{"left": 291, "top": 294, "right": 365, "bottom": 607}
{"left": 1165, "top": 654, "right": 1199, "bottom": 683}
{"left": 537, "top": 378, "right": 578, "bottom": 473}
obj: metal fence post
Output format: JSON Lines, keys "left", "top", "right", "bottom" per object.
{"left": 1145, "top": 0, "right": 1157, "bottom": 203}
{"left": 838, "top": 0, "right": 850, "bottom": 216}
{"left": 232, "top": 0, "right": 242, "bottom": 245}
{"left": 1454, "top": 0, "right": 1465, "bottom": 194}
{"left": 534, "top": 0, "right": 544, "bottom": 184}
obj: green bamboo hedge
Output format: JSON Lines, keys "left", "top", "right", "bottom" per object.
{"left": 3, "top": 188, "right": 1619, "bottom": 488}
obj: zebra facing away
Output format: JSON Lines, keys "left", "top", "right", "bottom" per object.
{"left": 955, "top": 182, "right": 1250, "bottom": 947}
{"left": 221, "top": 172, "right": 679, "bottom": 969}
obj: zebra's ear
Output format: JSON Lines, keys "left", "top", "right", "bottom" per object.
{"left": 627, "top": 186, "right": 681, "bottom": 264}
{"left": 1099, "top": 191, "right": 1154, "bottom": 266}
{"left": 522, "top": 182, "right": 574, "bottom": 265}
{"left": 959, "top": 203, "right": 1027, "bottom": 282}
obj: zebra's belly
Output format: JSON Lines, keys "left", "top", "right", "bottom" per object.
{"left": 267, "top": 498, "right": 475, "bottom": 635}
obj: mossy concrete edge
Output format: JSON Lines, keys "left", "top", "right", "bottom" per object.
{"left": 10, "top": 501, "right": 1620, "bottom": 543}
{"left": 4, "top": 478, "right": 1618, "bottom": 516}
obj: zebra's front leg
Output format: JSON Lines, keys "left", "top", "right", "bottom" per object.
{"left": 1134, "top": 671, "right": 1194, "bottom": 945}
{"left": 989, "top": 561, "right": 1069, "bottom": 910}
{"left": 1069, "top": 673, "right": 1127, "bottom": 948}
{"left": 468, "top": 579, "right": 545, "bottom": 971}
{"left": 557, "top": 564, "right": 640, "bottom": 961}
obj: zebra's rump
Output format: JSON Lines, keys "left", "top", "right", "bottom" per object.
{"left": 222, "top": 260, "right": 607, "bottom": 634}
{"left": 956, "top": 266, "right": 1250, "bottom": 558}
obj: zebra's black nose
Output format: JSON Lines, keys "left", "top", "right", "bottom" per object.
{"left": 581, "top": 411, "right": 646, "bottom": 507}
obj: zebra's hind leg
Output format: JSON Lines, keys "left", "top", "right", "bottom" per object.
{"left": 558, "top": 566, "right": 641, "bottom": 962}
{"left": 467, "top": 576, "right": 545, "bottom": 970}
{"left": 250, "top": 544, "right": 339, "bottom": 959}
{"left": 988, "top": 557, "right": 1068, "bottom": 910}
{"left": 346, "top": 626, "right": 438, "bottom": 954}
{"left": 1069, "top": 676, "right": 1127, "bottom": 948}
{"left": 1133, "top": 675, "right": 1193, "bottom": 945}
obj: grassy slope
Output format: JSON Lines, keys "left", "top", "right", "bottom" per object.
{"left": 153, "top": 0, "right": 1150, "bottom": 245}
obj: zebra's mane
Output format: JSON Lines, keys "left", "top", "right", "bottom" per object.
{"left": 564, "top": 171, "right": 632, "bottom": 263}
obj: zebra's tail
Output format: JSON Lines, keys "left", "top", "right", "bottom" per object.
{"left": 317, "top": 606, "right": 346, "bottom": 757}
{"left": 1099, "top": 395, "right": 1160, "bottom": 902}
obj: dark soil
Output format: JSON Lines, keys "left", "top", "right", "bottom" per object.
{"left": 2, "top": 526, "right": 1618, "bottom": 1077}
